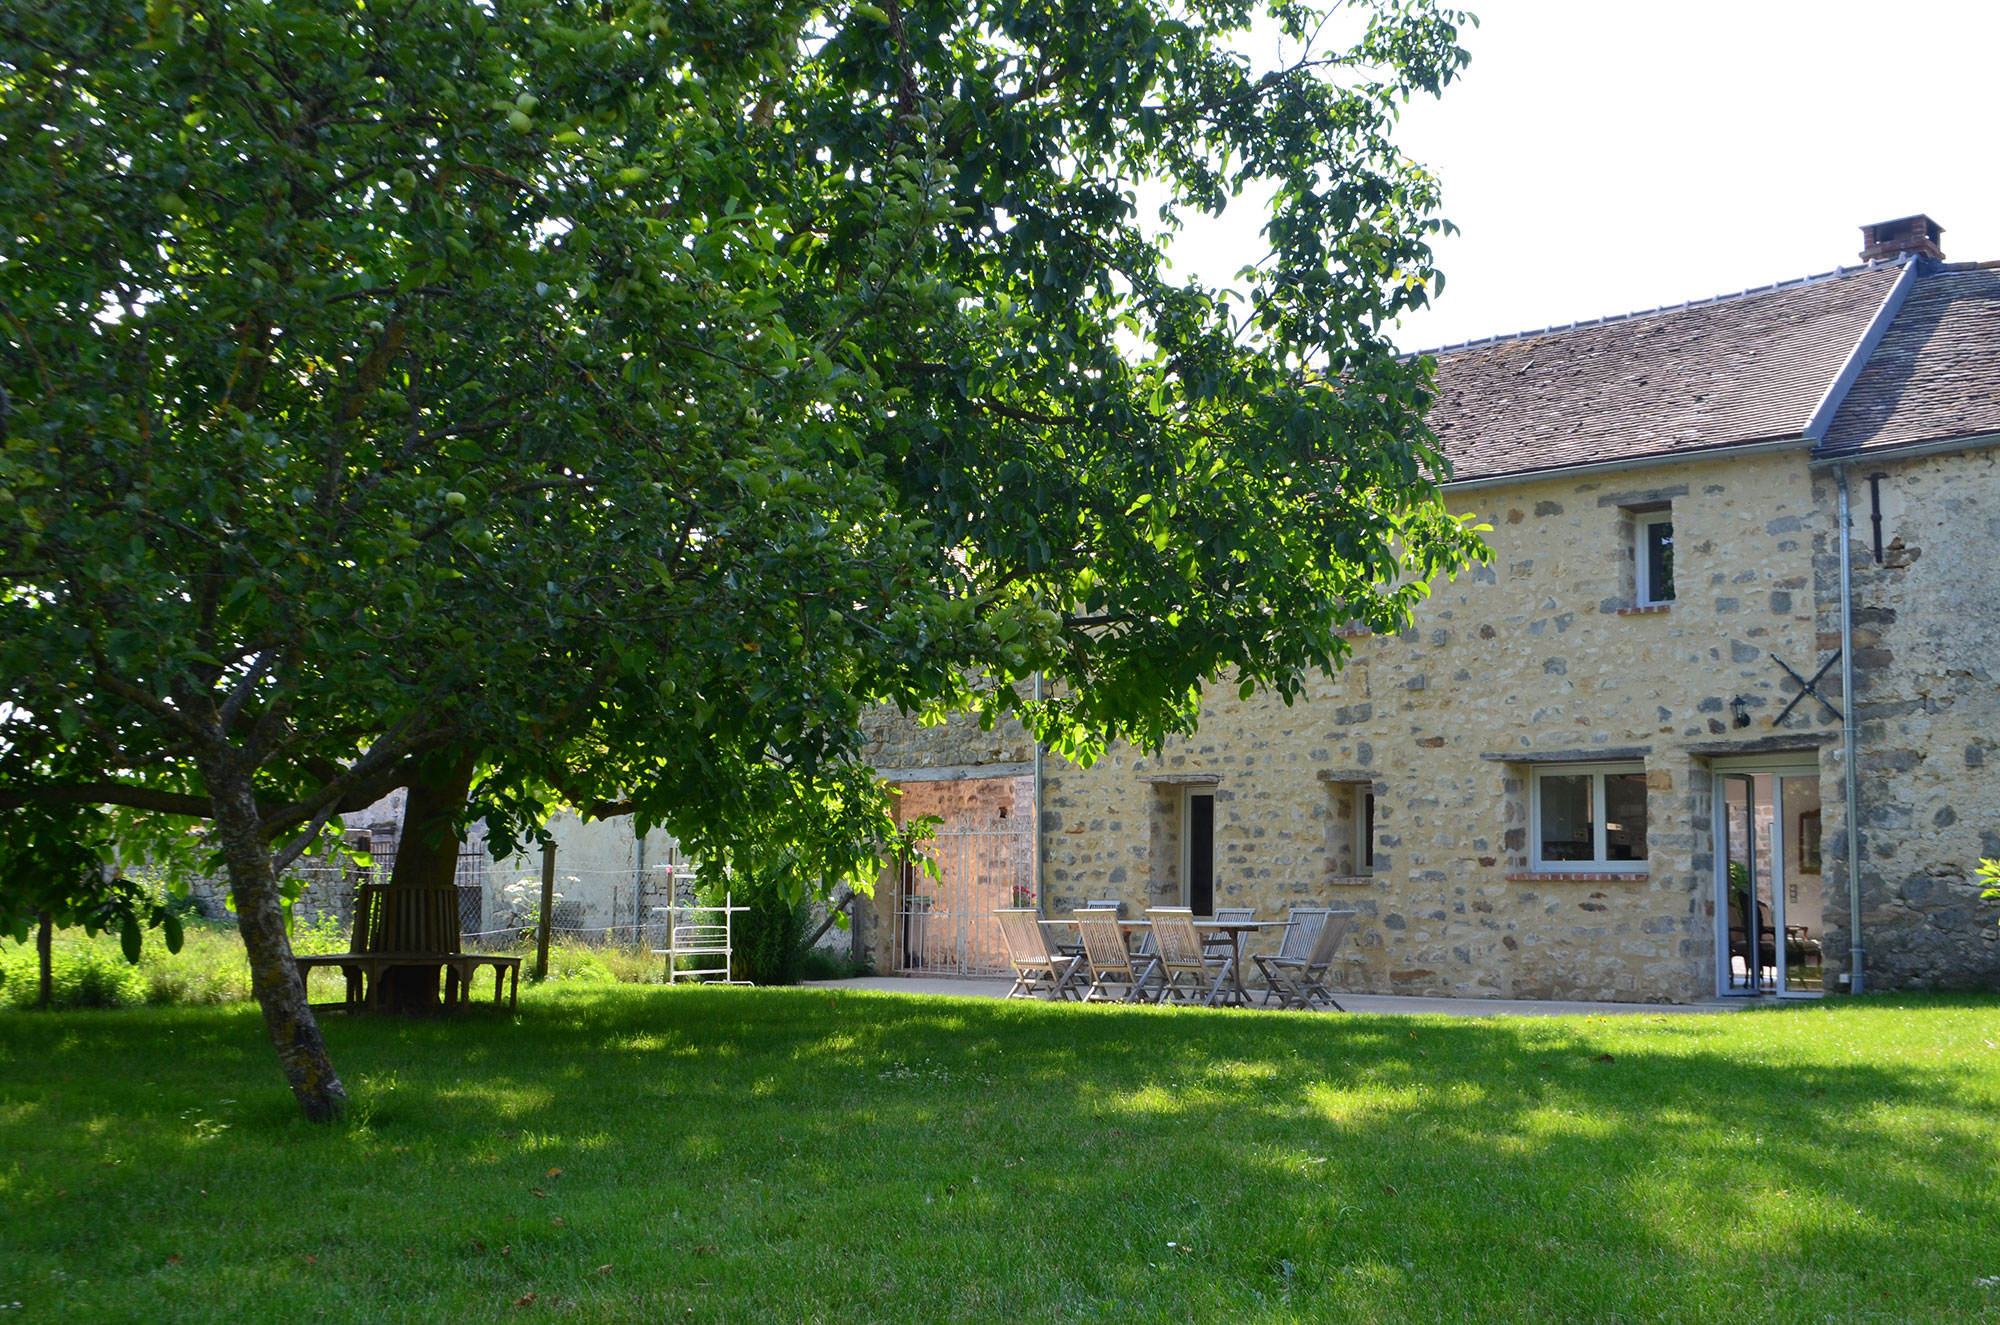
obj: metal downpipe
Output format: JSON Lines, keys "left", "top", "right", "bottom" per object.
{"left": 1032, "top": 671, "right": 1045, "bottom": 918}
{"left": 1837, "top": 466, "right": 1866, "bottom": 994}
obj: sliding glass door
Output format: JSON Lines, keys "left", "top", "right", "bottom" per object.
{"left": 1714, "top": 762, "right": 1823, "bottom": 998}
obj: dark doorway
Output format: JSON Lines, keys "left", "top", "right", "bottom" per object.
{"left": 1186, "top": 790, "right": 1215, "bottom": 915}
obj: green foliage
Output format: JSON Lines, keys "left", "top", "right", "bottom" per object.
{"left": 798, "top": 945, "right": 872, "bottom": 981}
{"left": 1, "top": 0, "right": 1488, "bottom": 1106}
{"left": 1, "top": 923, "right": 689, "bottom": 1010}
{"left": 703, "top": 867, "right": 811, "bottom": 986}
{"left": 537, "top": 942, "right": 620, "bottom": 985}
{"left": 128, "top": 925, "right": 257, "bottom": 1006}
{"left": 1979, "top": 857, "right": 1999, "bottom": 918}
{"left": 1, "top": 0, "right": 1487, "bottom": 894}
{"left": 0, "top": 805, "right": 186, "bottom": 971}
{"left": 2, "top": 923, "right": 255, "bottom": 1009}
{"left": 0, "top": 935, "right": 146, "bottom": 1009}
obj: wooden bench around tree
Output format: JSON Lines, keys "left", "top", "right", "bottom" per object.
{"left": 294, "top": 884, "right": 521, "bottom": 1013}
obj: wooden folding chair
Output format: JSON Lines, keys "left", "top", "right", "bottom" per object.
{"left": 1254, "top": 909, "right": 1355, "bottom": 1010}
{"left": 1075, "top": 910, "right": 1157, "bottom": 1002}
{"left": 1146, "top": 908, "right": 1236, "bottom": 1008}
{"left": 995, "top": 909, "right": 1082, "bottom": 1000}
{"left": 1205, "top": 905, "right": 1254, "bottom": 960}
{"left": 1051, "top": 898, "right": 1123, "bottom": 964}
{"left": 1253, "top": 907, "right": 1326, "bottom": 1007}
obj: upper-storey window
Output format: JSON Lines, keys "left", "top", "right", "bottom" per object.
{"left": 1532, "top": 763, "right": 1650, "bottom": 871}
{"left": 1635, "top": 510, "right": 1675, "bottom": 606}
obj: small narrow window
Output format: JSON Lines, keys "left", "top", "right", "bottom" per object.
{"left": 1358, "top": 788, "right": 1375, "bottom": 872}
{"left": 1323, "top": 779, "right": 1376, "bottom": 878}
{"left": 1635, "top": 510, "right": 1675, "bottom": 606}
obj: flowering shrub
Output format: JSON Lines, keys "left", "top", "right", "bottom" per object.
{"left": 497, "top": 877, "right": 571, "bottom": 937}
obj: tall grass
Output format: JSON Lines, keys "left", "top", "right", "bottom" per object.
{"left": 0, "top": 922, "right": 699, "bottom": 1011}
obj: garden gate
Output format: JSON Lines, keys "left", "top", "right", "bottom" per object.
{"left": 894, "top": 826, "right": 1035, "bottom": 977}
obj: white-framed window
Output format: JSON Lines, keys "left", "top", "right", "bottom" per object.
{"left": 1531, "top": 763, "right": 1650, "bottom": 871}
{"left": 1181, "top": 786, "right": 1216, "bottom": 914}
{"left": 1321, "top": 779, "right": 1376, "bottom": 877}
{"left": 1634, "top": 509, "right": 1675, "bottom": 606}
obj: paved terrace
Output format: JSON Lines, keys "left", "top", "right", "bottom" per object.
{"left": 807, "top": 975, "right": 1743, "bottom": 1016}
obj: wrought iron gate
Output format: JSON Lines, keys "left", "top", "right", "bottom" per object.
{"left": 895, "top": 827, "right": 1035, "bottom": 976}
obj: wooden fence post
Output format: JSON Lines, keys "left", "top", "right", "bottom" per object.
{"left": 535, "top": 840, "right": 555, "bottom": 981}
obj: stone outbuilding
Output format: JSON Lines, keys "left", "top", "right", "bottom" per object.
{"left": 855, "top": 215, "right": 2000, "bottom": 1003}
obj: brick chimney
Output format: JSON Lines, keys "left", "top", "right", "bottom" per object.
{"left": 1859, "top": 214, "right": 1945, "bottom": 264}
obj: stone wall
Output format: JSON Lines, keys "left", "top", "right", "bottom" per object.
{"left": 858, "top": 702, "right": 1036, "bottom": 773}
{"left": 854, "top": 704, "right": 1038, "bottom": 969}
{"left": 1039, "top": 446, "right": 1845, "bottom": 1002}
{"left": 1814, "top": 447, "right": 2000, "bottom": 990}
{"left": 859, "top": 444, "right": 1999, "bottom": 998}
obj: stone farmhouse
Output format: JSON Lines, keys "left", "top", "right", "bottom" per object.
{"left": 855, "top": 214, "right": 2000, "bottom": 1004}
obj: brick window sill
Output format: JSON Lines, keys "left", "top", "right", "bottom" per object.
{"left": 1506, "top": 871, "right": 1649, "bottom": 883}
{"left": 1616, "top": 604, "right": 1672, "bottom": 616}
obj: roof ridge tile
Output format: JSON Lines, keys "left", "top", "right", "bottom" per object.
{"left": 1413, "top": 258, "right": 1908, "bottom": 358}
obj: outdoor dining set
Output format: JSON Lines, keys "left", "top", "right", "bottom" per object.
{"left": 993, "top": 903, "right": 1356, "bottom": 1010}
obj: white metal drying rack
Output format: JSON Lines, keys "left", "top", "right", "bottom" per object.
{"left": 652, "top": 890, "right": 750, "bottom": 984}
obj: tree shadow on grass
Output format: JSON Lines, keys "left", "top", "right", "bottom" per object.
{"left": 3, "top": 989, "right": 1998, "bottom": 1322}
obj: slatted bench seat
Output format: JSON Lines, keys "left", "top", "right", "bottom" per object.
{"left": 294, "top": 952, "right": 521, "bottom": 1012}
{"left": 294, "top": 884, "right": 521, "bottom": 1012}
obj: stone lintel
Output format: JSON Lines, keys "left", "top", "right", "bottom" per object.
{"left": 1136, "top": 772, "right": 1223, "bottom": 785}
{"left": 1316, "top": 769, "right": 1376, "bottom": 784}
{"left": 1479, "top": 746, "right": 1653, "bottom": 764}
{"left": 1683, "top": 733, "right": 1838, "bottom": 756}
{"left": 878, "top": 761, "right": 1034, "bottom": 784}
{"left": 1597, "top": 483, "right": 1688, "bottom": 510}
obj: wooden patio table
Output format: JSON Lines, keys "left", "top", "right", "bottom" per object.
{"left": 1042, "top": 917, "right": 1291, "bottom": 1007}
{"left": 1193, "top": 920, "right": 1291, "bottom": 1007}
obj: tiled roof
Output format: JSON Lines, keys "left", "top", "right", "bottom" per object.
{"left": 1425, "top": 264, "right": 1906, "bottom": 484}
{"left": 1820, "top": 266, "right": 2000, "bottom": 455}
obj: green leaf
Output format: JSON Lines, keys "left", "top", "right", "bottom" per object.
{"left": 120, "top": 913, "right": 142, "bottom": 964}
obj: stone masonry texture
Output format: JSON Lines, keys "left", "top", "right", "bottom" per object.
{"left": 862, "top": 444, "right": 2000, "bottom": 1000}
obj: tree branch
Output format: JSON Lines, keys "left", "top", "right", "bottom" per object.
{"left": 268, "top": 798, "right": 343, "bottom": 876}
{"left": 0, "top": 782, "right": 215, "bottom": 817}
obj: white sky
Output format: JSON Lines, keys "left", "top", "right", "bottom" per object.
{"left": 1157, "top": 0, "right": 2000, "bottom": 353}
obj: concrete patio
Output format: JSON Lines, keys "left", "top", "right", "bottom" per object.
{"left": 806, "top": 974, "right": 1744, "bottom": 1016}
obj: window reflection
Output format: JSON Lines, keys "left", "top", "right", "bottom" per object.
{"left": 1604, "top": 772, "right": 1650, "bottom": 861}
{"left": 1539, "top": 774, "right": 1595, "bottom": 861}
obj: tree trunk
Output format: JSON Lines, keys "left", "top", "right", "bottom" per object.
{"left": 202, "top": 753, "right": 348, "bottom": 1122}
{"left": 36, "top": 909, "right": 51, "bottom": 1010}
{"left": 378, "top": 753, "right": 476, "bottom": 1012}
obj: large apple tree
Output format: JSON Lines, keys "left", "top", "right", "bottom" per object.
{"left": 0, "top": 0, "right": 1484, "bottom": 1119}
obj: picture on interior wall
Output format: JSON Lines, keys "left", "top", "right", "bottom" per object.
{"left": 1798, "top": 809, "right": 1822, "bottom": 874}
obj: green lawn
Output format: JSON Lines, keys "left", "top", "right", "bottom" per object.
{"left": 3, "top": 985, "right": 1998, "bottom": 1323}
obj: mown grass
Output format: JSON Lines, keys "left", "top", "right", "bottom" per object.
{"left": 2, "top": 985, "right": 1997, "bottom": 1322}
